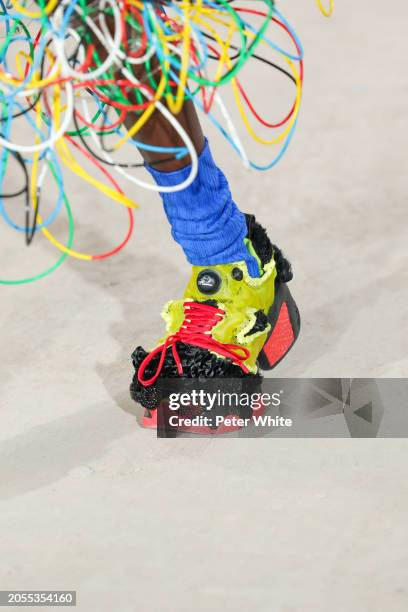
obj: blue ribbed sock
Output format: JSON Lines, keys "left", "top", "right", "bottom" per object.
{"left": 145, "top": 139, "right": 260, "bottom": 277}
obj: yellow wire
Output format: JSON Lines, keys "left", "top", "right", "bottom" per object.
{"left": 7, "top": 0, "right": 306, "bottom": 256}
{"left": 192, "top": 12, "right": 235, "bottom": 85}
{"left": 112, "top": 70, "right": 168, "bottom": 151}
{"left": 316, "top": 0, "right": 335, "bottom": 17}
{"left": 29, "top": 90, "right": 93, "bottom": 260}
{"left": 56, "top": 138, "right": 137, "bottom": 210}
{"left": 0, "top": 64, "right": 61, "bottom": 91}
{"left": 230, "top": 55, "right": 301, "bottom": 146}
{"left": 10, "top": 0, "right": 59, "bottom": 19}
{"left": 35, "top": 85, "right": 137, "bottom": 260}
{"left": 165, "top": 0, "right": 192, "bottom": 114}
{"left": 198, "top": 11, "right": 302, "bottom": 148}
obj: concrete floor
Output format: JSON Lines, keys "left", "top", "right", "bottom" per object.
{"left": 1, "top": 1, "right": 408, "bottom": 610}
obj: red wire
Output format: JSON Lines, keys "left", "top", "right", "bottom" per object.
{"left": 17, "top": 2, "right": 303, "bottom": 267}
{"left": 121, "top": 5, "right": 148, "bottom": 59}
{"left": 202, "top": 13, "right": 303, "bottom": 128}
{"left": 85, "top": 81, "right": 156, "bottom": 112}
{"left": 65, "top": 137, "right": 134, "bottom": 261}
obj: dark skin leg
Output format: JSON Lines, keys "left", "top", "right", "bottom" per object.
{"left": 121, "top": 1, "right": 205, "bottom": 171}
{"left": 122, "top": 61, "right": 205, "bottom": 172}
{"left": 123, "top": 99, "right": 205, "bottom": 172}
{"left": 69, "top": 4, "right": 205, "bottom": 171}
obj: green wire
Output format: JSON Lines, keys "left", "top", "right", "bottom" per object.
{"left": 0, "top": 162, "right": 75, "bottom": 285}
{"left": 0, "top": 0, "right": 277, "bottom": 285}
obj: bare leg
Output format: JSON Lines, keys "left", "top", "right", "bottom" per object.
{"left": 124, "top": 99, "right": 205, "bottom": 172}
{"left": 122, "top": 64, "right": 205, "bottom": 172}
{"left": 77, "top": 4, "right": 204, "bottom": 170}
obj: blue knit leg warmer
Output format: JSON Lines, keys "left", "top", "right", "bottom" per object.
{"left": 145, "top": 140, "right": 260, "bottom": 277}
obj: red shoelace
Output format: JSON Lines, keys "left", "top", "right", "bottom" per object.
{"left": 137, "top": 301, "right": 251, "bottom": 387}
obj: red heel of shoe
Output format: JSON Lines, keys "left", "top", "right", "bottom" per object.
{"left": 142, "top": 409, "right": 158, "bottom": 429}
{"left": 258, "top": 283, "right": 300, "bottom": 370}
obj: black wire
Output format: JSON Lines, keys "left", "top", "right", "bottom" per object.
{"left": 0, "top": 37, "right": 50, "bottom": 244}
{"left": 0, "top": 140, "right": 39, "bottom": 245}
{"left": 0, "top": 29, "right": 47, "bottom": 122}
{"left": 73, "top": 99, "right": 185, "bottom": 169}
{"left": 0, "top": 0, "right": 295, "bottom": 245}
{"left": 203, "top": 31, "right": 297, "bottom": 85}
{"left": 0, "top": 90, "right": 43, "bottom": 123}
{"left": 67, "top": 36, "right": 182, "bottom": 169}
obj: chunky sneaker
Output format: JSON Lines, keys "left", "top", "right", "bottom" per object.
{"left": 130, "top": 215, "right": 300, "bottom": 429}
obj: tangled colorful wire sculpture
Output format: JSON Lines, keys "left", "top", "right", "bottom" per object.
{"left": 0, "top": 0, "right": 332, "bottom": 283}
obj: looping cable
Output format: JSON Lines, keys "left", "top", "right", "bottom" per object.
{"left": 0, "top": 0, "right": 327, "bottom": 284}
{"left": 316, "top": 0, "right": 335, "bottom": 18}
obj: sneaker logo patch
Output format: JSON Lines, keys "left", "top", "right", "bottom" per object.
{"left": 197, "top": 270, "right": 222, "bottom": 295}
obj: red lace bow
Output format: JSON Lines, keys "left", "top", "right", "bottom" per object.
{"left": 137, "top": 301, "right": 251, "bottom": 387}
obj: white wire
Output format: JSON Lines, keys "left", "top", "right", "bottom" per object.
{"left": 0, "top": 80, "right": 74, "bottom": 153}
{"left": 53, "top": 0, "right": 122, "bottom": 82}
{"left": 81, "top": 73, "right": 199, "bottom": 193}
{"left": 98, "top": 7, "right": 158, "bottom": 66}
{"left": 0, "top": 0, "right": 246, "bottom": 175}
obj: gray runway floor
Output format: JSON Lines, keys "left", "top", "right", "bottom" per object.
{"left": 1, "top": 1, "right": 407, "bottom": 610}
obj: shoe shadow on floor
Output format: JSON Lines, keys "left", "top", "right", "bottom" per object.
{"left": 0, "top": 235, "right": 199, "bottom": 501}
{"left": 66, "top": 242, "right": 187, "bottom": 421}
{"left": 2, "top": 231, "right": 406, "bottom": 499}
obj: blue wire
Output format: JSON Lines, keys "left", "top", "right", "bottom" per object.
{"left": 0, "top": 94, "right": 64, "bottom": 231}
{"left": 0, "top": 149, "right": 65, "bottom": 232}
{"left": 0, "top": 0, "right": 11, "bottom": 42}
{"left": 142, "top": 2, "right": 209, "bottom": 76}
{"left": 0, "top": 0, "right": 303, "bottom": 238}
{"left": 85, "top": 90, "right": 189, "bottom": 157}
{"left": 240, "top": 11, "right": 303, "bottom": 62}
